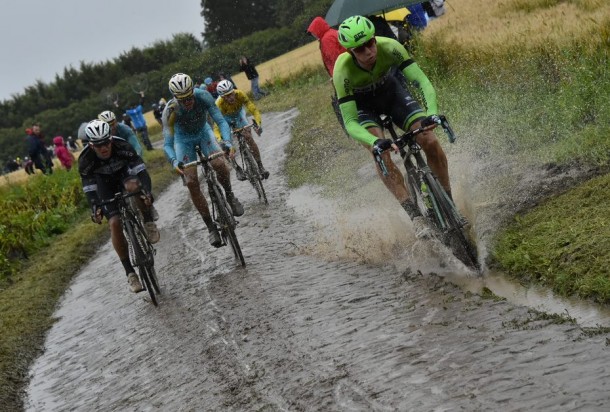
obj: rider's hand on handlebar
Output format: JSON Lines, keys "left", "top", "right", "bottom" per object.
{"left": 173, "top": 160, "right": 185, "bottom": 176}
{"left": 140, "top": 193, "right": 153, "bottom": 207}
{"left": 91, "top": 205, "right": 103, "bottom": 224}
{"left": 373, "top": 138, "right": 398, "bottom": 153}
{"left": 420, "top": 115, "right": 441, "bottom": 130}
{"left": 220, "top": 142, "right": 236, "bottom": 159}
{"left": 254, "top": 125, "right": 262, "bottom": 136}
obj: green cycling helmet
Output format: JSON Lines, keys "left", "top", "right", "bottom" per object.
{"left": 338, "top": 15, "right": 375, "bottom": 49}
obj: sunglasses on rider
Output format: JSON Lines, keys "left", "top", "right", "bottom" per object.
{"left": 91, "top": 139, "right": 112, "bottom": 148}
{"left": 351, "top": 37, "right": 376, "bottom": 54}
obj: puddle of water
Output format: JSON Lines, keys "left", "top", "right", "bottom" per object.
{"left": 449, "top": 270, "right": 610, "bottom": 328}
{"left": 288, "top": 183, "right": 610, "bottom": 328}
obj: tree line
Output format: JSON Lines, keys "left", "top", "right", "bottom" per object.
{"left": 0, "top": 0, "right": 332, "bottom": 162}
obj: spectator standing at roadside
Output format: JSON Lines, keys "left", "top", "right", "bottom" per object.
{"left": 152, "top": 98, "right": 166, "bottom": 126}
{"left": 307, "top": 16, "right": 347, "bottom": 133}
{"left": 203, "top": 77, "right": 219, "bottom": 99}
{"left": 239, "top": 56, "right": 268, "bottom": 100}
{"left": 26, "top": 123, "right": 53, "bottom": 174}
{"left": 307, "top": 16, "right": 346, "bottom": 77}
{"left": 53, "top": 136, "right": 75, "bottom": 170}
{"left": 126, "top": 92, "right": 153, "bottom": 150}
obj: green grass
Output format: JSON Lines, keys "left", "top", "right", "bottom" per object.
{"left": 493, "top": 174, "right": 610, "bottom": 303}
{"left": 0, "top": 144, "right": 174, "bottom": 410}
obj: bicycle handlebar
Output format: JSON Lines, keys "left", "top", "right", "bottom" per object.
{"left": 180, "top": 150, "right": 225, "bottom": 170}
{"left": 232, "top": 122, "right": 258, "bottom": 135}
{"left": 99, "top": 190, "right": 144, "bottom": 206}
{"left": 373, "top": 114, "right": 456, "bottom": 176}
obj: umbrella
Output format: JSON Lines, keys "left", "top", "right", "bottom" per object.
{"left": 325, "top": 0, "right": 424, "bottom": 26}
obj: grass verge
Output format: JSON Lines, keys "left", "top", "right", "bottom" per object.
{"left": 0, "top": 145, "right": 174, "bottom": 410}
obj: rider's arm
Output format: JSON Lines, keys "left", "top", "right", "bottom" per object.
{"left": 389, "top": 38, "right": 438, "bottom": 116}
{"left": 332, "top": 55, "right": 378, "bottom": 146}
{"left": 161, "top": 103, "right": 179, "bottom": 167}
{"left": 241, "top": 92, "right": 262, "bottom": 126}
{"left": 212, "top": 122, "right": 222, "bottom": 142}
{"left": 78, "top": 150, "right": 100, "bottom": 208}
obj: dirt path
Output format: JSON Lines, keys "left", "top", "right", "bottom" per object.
{"left": 25, "top": 110, "right": 610, "bottom": 411}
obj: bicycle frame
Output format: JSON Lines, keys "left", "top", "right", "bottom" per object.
{"left": 182, "top": 148, "right": 234, "bottom": 229}
{"left": 181, "top": 146, "right": 246, "bottom": 266}
{"left": 231, "top": 123, "right": 268, "bottom": 204}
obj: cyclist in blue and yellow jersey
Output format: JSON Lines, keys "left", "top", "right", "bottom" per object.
{"left": 162, "top": 73, "right": 244, "bottom": 248}
{"left": 333, "top": 15, "right": 451, "bottom": 235}
{"left": 98, "top": 110, "right": 143, "bottom": 156}
{"left": 79, "top": 119, "right": 160, "bottom": 293}
{"left": 214, "top": 79, "right": 269, "bottom": 180}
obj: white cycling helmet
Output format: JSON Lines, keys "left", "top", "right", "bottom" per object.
{"left": 85, "top": 119, "right": 111, "bottom": 144}
{"left": 216, "top": 79, "right": 235, "bottom": 96}
{"left": 168, "top": 73, "right": 194, "bottom": 98}
{"left": 98, "top": 110, "right": 116, "bottom": 123}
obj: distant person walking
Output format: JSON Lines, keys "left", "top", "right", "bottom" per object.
{"left": 239, "top": 56, "right": 268, "bottom": 100}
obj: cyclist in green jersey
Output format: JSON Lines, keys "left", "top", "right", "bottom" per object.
{"left": 333, "top": 15, "right": 452, "bottom": 236}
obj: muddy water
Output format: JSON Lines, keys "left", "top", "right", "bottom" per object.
{"left": 25, "top": 109, "right": 610, "bottom": 411}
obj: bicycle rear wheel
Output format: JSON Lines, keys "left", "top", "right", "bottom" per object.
{"left": 423, "top": 174, "right": 479, "bottom": 270}
{"left": 210, "top": 184, "right": 246, "bottom": 267}
{"left": 242, "top": 148, "right": 268, "bottom": 204}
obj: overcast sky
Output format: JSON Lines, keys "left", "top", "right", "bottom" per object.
{"left": 0, "top": 0, "right": 204, "bottom": 102}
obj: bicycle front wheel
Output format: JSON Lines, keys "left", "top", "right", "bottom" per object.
{"left": 125, "top": 220, "right": 158, "bottom": 306}
{"left": 242, "top": 148, "right": 268, "bottom": 204}
{"left": 424, "top": 174, "right": 479, "bottom": 270}
{"left": 210, "top": 184, "right": 246, "bottom": 267}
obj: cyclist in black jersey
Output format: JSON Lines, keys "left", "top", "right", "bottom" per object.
{"left": 333, "top": 15, "right": 452, "bottom": 237}
{"left": 78, "top": 120, "right": 160, "bottom": 293}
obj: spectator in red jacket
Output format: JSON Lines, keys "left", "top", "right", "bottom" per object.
{"left": 307, "top": 16, "right": 346, "bottom": 76}
{"left": 307, "top": 16, "right": 348, "bottom": 134}
{"left": 53, "top": 136, "right": 74, "bottom": 170}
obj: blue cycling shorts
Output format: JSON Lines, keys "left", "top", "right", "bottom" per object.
{"left": 174, "top": 123, "right": 222, "bottom": 163}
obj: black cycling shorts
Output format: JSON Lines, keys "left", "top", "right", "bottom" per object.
{"left": 354, "top": 75, "right": 425, "bottom": 131}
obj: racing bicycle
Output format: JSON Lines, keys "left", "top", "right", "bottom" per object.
{"left": 101, "top": 191, "right": 160, "bottom": 305}
{"left": 374, "top": 115, "right": 479, "bottom": 270}
{"left": 182, "top": 146, "right": 246, "bottom": 267}
{"left": 232, "top": 123, "right": 268, "bottom": 204}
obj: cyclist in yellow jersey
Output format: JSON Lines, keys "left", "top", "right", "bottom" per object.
{"left": 213, "top": 80, "right": 269, "bottom": 179}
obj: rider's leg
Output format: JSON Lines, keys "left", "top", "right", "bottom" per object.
{"left": 244, "top": 130, "right": 262, "bottom": 163}
{"left": 412, "top": 121, "right": 451, "bottom": 196}
{"left": 109, "top": 214, "right": 143, "bottom": 291}
{"left": 367, "top": 126, "right": 409, "bottom": 204}
{"left": 108, "top": 215, "right": 131, "bottom": 271}
{"left": 183, "top": 167, "right": 216, "bottom": 230}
